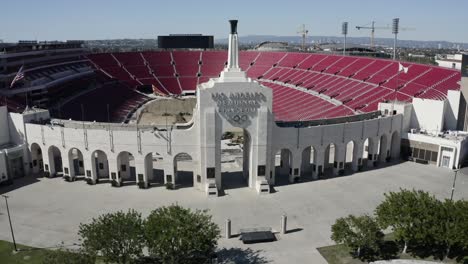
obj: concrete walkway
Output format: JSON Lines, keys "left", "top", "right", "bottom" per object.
{"left": 1, "top": 162, "right": 467, "bottom": 263}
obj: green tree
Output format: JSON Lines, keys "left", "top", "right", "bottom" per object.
{"left": 43, "top": 245, "right": 95, "bottom": 264}
{"left": 432, "top": 199, "right": 468, "bottom": 259}
{"left": 78, "top": 209, "right": 145, "bottom": 264}
{"left": 375, "top": 189, "right": 438, "bottom": 254}
{"left": 331, "top": 214, "right": 384, "bottom": 259}
{"left": 144, "top": 205, "right": 220, "bottom": 264}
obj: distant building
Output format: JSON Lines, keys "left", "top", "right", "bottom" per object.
{"left": 253, "top": 41, "right": 298, "bottom": 52}
{"left": 435, "top": 53, "right": 466, "bottom": 70}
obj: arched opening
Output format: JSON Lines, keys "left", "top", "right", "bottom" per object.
{"left": 379, "top": 134, "right": 388, "bottom": 162}
{"left": 144, "top": 152, "right": 165, "bottom": 187}
{"left": 221, "top": 128, "right": 250, "bottom": 190}
{"left": 174, "top": 153, "right": 194, "bottom": 188}
{"left": 30, "top": 143, "right": 44, "bottom": 175}
{"left": 68, "top": 148, "right": 84, "bottom": 180}
{"left": 390, "top": 131, "right": 400, "bottom": 160}
{"left": 324, "top": 143, "right": 337, "bottom": 176}
{"left": 344, "top": 141, "right": 355, "bottom": 172}
{"left": 300, "top": 146, "right": 315, "bottom": 180}
{"left": 91, "top": 150, "right": 109, "bottom": 183}
{"left": 274, "top": 148, "right": 292, "bottom": 185}
{"left": 117, "top": 151, "right": 136, "bottom": 186}
{"left": 47, "top": 146, "right": 63, "bottom": 177}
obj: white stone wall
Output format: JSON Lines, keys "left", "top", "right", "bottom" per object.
{"left": 411, "top": 98, "right": 446, "bottom": 132}
{"left": 0, "top": 106, "right": 10, "bottom": 145}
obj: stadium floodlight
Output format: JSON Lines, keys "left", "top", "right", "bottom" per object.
{"left": 392, "top": 18, "right": 399, "bottom": 60}
{"left": 342, "top": 22, "right": 348, "bottom": 55}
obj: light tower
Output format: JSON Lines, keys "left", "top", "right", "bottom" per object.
{"left": 392, "top": 18, "right": 399, "bottom": 60}
{"left": 342, "top": 22, "right": 348, "bottom": 56}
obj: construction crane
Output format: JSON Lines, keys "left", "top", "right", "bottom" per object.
{"left": 356, "top": 20, "right": 415, "bottom": 50}
{"left": 297, "top": 24, "right": 309, "bottom": 51}
{"left": 356, "top": 21, "right": 386, "bottom": 49}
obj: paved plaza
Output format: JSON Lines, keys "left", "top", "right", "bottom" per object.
{"left": 1, "top": 161, "right": 467, "bottom": 263}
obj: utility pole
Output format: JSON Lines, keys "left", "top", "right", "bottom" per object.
{"left": 450, "top": 169, "right": 458, "bottom": 201}
{"left": 2, "top": 195, "right": 18, "bottom": 251}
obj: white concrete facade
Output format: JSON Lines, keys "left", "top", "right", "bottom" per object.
{"left": 0, "top": 21, "right": 405, "bottom": 194}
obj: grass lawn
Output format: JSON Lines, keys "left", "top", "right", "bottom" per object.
{"left": 317, "top": 243, "right": 462, "bottom": 264}
{"left": 0, "top": 240, "right": 49, "bottom": 264}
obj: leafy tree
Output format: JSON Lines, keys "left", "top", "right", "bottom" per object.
{"left": 375, "top": 189, "right": 438, "bottom": 254}
{"left": 43, "top": 245, "right": 95, "bottom": 264}
{"left": 331, "top": 214, "right": 384, "bottom": 259}
{"left": 78, "top": 209, "right": 145, "bottom": 264}
{"left": 431, "top": 199, "right": 468, "bottom": 259}
{"left": 144, "top": 205, "right": 220, "bottom": 264}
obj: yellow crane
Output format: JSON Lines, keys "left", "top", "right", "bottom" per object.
{"left": 356, "top": 20, "right": 415, "bottom": 51}
{"left": 297, "top": 24, "right": 309, "bottom": 51}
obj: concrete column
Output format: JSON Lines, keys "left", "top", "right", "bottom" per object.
{"left": 162, "top": 162, "right": 175, "bottom": 187}
{"left": 225, "top": 219, "right": 231, "bottom": 239}
{"left": 367, "top": 137, "right": 379, "bottom": 167}
{"left": 84, "top": 155, "right": 96, "bottom": 184}
{"left": 379, "top": 134, "right": 389, "bottom": 163}
{"left": 42, "top": 147, "right": 54, "bottom": 177}
{"left": 313, "top": 148, "right": 325, "bottom": 179}
{"left": 280, "top": 149, "right": 291, "bottom": 180}
{"left": 300, "top": 147, "right": 311, "bottom": 177}
{"left": 62, "top": 153, "right": 74, "bottom": 180}
{"left": 108, "top": 158, "right": 120, "bottom": 187}
{"left": 352, "top": 141, "right": 364, "bottom": 172}
{"left": 333, "top": 144, "right": 346, "bottom": 176}
{"left": 281, "top": 214, "right": 287, "bottom": 234}
{"left": 135, "top": 157, "right": 148, "bottom": 188}
{"left": 289, "top": 150, "right": 301, "bottom": 183}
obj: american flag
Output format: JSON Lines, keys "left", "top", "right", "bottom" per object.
{"left": 10, "top": 65, "right": 25, "bottom": 88}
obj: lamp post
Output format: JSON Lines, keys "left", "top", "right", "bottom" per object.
{"left": 2, "top": 195, "right": 18, "bottom": 251}
{"left": 450, "top": 169, "right": 459, "bottom": 201}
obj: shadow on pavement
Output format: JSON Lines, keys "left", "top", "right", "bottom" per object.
{"left": 217, "top": 247, "right": 269, "bottom": 264}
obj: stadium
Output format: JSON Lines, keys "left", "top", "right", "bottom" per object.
{"left": 0, "top": 20, "right": 467, "bottom": 196}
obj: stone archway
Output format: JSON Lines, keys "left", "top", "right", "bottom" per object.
{"left": 68, "top": 148, "right": 85, "bottom": 180}
{"left": 117, "top": 151, "right": 136, "bottom": 186}
{"left": 144, "top": 152, "right": 165, "bottom": 187}
{"left": 220, "top": 128, "right": 251, "bottom": 190}
{"left": 174, "top": 153, "right": 194, "bottom": 188}
{"left": 91, "top": 150, "right": 109, "bottom": 183}
{"left": 274, "top": 148, "right": 292, "bottom": 185}
{"left": 47, "top": 146, "right": 63, "bottom": 177}
{"left": 30, "top": 143, "right": 44, "bottom": 175}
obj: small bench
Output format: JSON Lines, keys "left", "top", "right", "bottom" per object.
{"left": 239, "top": 227, "right": 276, "bottom": 244}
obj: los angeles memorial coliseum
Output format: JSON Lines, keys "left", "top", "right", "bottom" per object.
{"left": 1, "top": 20, "right": 468, "bottom": 196}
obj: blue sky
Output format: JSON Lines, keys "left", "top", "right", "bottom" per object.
{"left": 1, "top": 0, "right": 467, "bottom": 43}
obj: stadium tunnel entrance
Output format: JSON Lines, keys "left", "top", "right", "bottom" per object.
{"left": 144, "top": 152, "right": 165, "bottom": 187}
{"left": 220, "top": 128, "right": 250, "bottom": 191}
{"left": 47, "top": 146, "right": 63, "bottom": 177}
{"left": 173, "top": 153, "right": 195, "bottom": 189}
{"left": 30, "top": 143, "right": 44, "bottom": 176}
